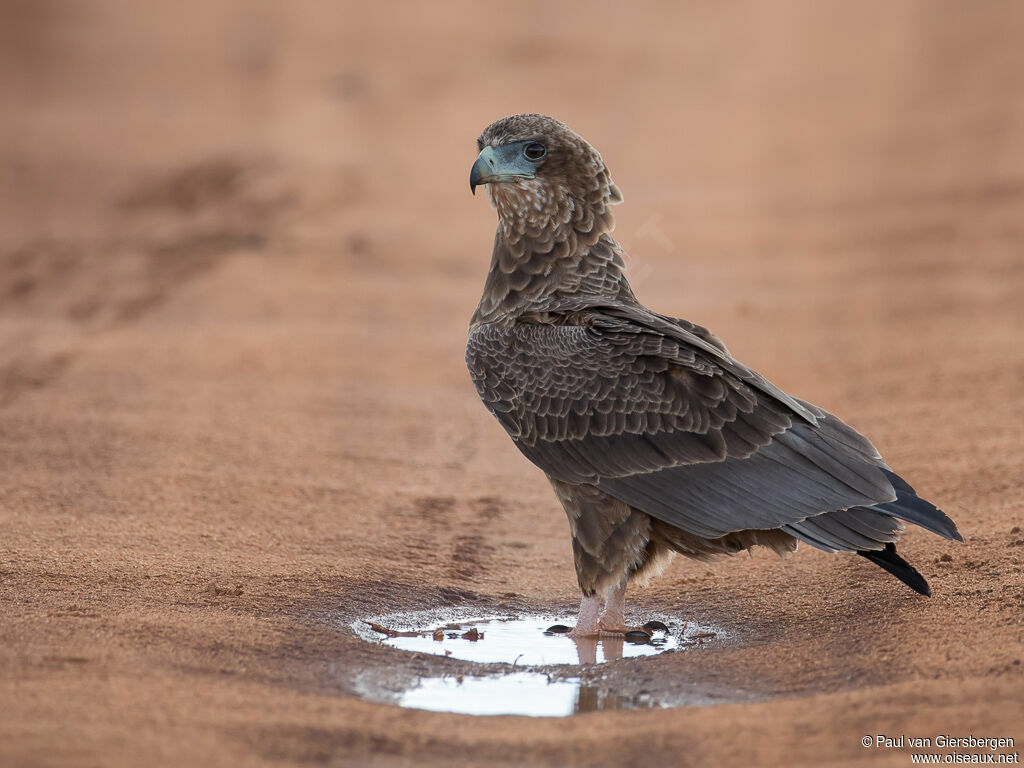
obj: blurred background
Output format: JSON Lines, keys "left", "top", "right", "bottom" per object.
{"left": 3, "top": 1, "right": 1022, "bottom": 404}
{"left": 3, "top": 0, "right": 1021, "bottom": 500}
{"left": 1, "top": 2, "right": 1023, "bottom": 766}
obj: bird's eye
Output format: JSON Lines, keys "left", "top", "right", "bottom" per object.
{"left": 524, "top": 142, "right": 546, "bottom": 161}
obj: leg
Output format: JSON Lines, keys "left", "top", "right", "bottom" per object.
{"left": 548, "top": 476, "right": 651, "bottom": 594}
{"left": 597, "top": 582, "right": 659, "bottom": 635}
{"left": 567, "top": 593, "right": 602, "bottom": 637}
{"left": 550, "top": 582, "right": 669, "bottom": 638}
{"left": 598, "top": 582, "right": 628, "bottom": 633}
{"left": 546, "top": 478, "right": 671, "bottom": 637}
{"left": 566, "top": 583, "right": 652, "bottom": 637}
{"left": 597, "top": 583, "right": 670, "bottom": 637}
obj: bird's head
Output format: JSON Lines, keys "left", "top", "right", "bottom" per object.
{"left": 470, "top": 114, "right": 622, "bottom": 245}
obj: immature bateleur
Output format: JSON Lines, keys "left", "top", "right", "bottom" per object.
{"left": 465, "top": 114, "right": 962, "bottom": 637}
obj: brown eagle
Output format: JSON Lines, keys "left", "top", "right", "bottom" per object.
{"left": 466, "top": 114, "right": 961, "bottom": 638}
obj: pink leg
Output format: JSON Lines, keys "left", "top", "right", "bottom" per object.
{"left": 598, "top": 583, "right": 628, "bottom": 633}
{"left": 568, "top": 593, "right": 603, "bottom": 637}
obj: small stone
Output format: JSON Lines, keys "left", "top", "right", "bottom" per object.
{"left": 205, "top": 581, "right": 243, "bottom": 597}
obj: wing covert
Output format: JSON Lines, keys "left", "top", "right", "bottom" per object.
{"left": 466, "top": 310, "right": 897, "bottom": 540}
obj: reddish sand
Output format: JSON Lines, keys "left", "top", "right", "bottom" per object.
{"left": 1, "top": 2, "right": 1022, "bottom": 766}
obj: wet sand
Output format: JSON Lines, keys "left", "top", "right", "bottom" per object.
{"left": 1, "top": 2, "right": 1022, "bottom": 766}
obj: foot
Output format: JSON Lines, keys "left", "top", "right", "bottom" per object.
{"left": 545, "top": 592, "right": 670, "bottom": 638}
{"left": 597, "top": 584, "right": 670, "bottom": 639}
{"left": 597, "top": 615, "right": 668, "bottom": 643}
{"left": 546, "top": 618, "right": 668, "bottom": 640}
{"left": 539, "top": 594, "right": 612, "bottom": 637}
{"left": 596, "top": 613, "right": 637, "bottom": 635}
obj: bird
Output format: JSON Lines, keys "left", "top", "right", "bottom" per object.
{"left": 465, "top": 113, "right": 962, "bottom": 638}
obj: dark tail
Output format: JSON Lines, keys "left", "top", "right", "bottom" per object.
{"left": 858, "top": 542, "right": 931, "bottom": 596}
{"left": 877, "top": 469, "right": 963, "bottom": 542}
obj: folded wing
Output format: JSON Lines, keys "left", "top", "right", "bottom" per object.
{"left": 466, "top": 305, "right": 961, "bottom": 550}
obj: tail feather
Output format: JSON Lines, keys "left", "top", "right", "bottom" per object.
{"left": 875, "top": 469, "right": 963, "bottom": 542}
{"left": 858, "top": 542, "right": 931, "bottom": 596}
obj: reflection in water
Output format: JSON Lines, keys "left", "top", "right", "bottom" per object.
{"left": 397, "top": 672, "right": 655, "bottom": 717}
{"left": 378, "top": 616, "right": 682, "bottom": 666}
{"left": 573, "top": 680, "right": 630, "bottom": 713}
{"left": 572, "top": 634, "right": 624, "bottom": 664}
{"left": 357, "top": 614, "right": 726, "bottom": 717}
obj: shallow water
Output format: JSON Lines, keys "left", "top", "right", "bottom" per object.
{"left": 353, "top": 612, "right": 726, "bottom": 716}
{"left": 398, "top": 672, "right": 654, "bottom": 717}
{"left": 379, "top": 615, "right": 680, "bottom": 665}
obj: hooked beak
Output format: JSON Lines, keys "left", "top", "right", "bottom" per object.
{"left": 469, "top": 144, "right": 536, "bottom": 195}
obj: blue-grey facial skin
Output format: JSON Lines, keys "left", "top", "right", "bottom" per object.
{"left": 470, "top": 141, "right": 543, "bottom": 193}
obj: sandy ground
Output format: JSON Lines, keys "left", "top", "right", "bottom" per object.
{"left": 1, "top": 2, "right": 1023, "bottom": 766}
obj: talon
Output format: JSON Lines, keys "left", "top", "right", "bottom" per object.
{"left": 545, "top": 624, "right": 572, "bottom": 634}
{"left": 643, "top": 620, "right": 669, "bottom": 633}
{"left": 597, "top": 619, "right": 628, "bottom": 635}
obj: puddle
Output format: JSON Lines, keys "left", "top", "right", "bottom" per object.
{"left": 350, "top": 612, "right": 732, "bottom": 716}
{"left": 398, "top": 672, "right": 654, "bottom": 717}
{"left": 369, "top": 615, "right": 684, "bottom": 665}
